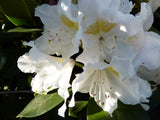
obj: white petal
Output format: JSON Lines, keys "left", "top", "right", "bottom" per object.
{"left": 31, "top": 59, "right": 59, "bottom": 93}
{"left": 71, "top": 66, "right": 152, "bottom": 115}
{"left": 119, "top": 0, "right": 133, "bottom": 13}
{"left": 72, "top": 67, "right": 119, "bottom": 114}
{"left": 35, "top": 4, "right": 61, "bottom": 28}
{"left": 134, "top": 32, "right": 160, "bottom": 70}
{"left": 134, "top": 47, "right": 160, "bottom": 70}
{"left": 103, "top": 93, "right": 118, "bottom": 115}
{"left": 31, "top": 59, "right": 74, "bottom": 94}
{"left": 118, "top": 76, "right": 152, "bottom": 105}
{"left": 110, "top": 56, "right": 134, "bottom": 79}
{"left": 114, "top": 39, "right": 137, "bottom": 58}
{"left": 57, "top": 59, "right": 75, "bottom": 98}
{"left": 29, "top": 45, "right": 50, "bottom": 62}
{"left": 97, "top": 0, "right": 120, "bottom": 11}
{"left": 58, "top": 0, "right": 78, "bottom": 22}
{"left": 124, "top": 29, "right": 145, "bottom": 50}
{"left": 35, "top": 4, "right": 78, "bottom": 59}
{"left": 79, "top": 0, "right": 98, "bottom": 28}
{"left": 35, "top": 27, "right": 77, "bottom": 59}
{"left": 140, "top": 103, "right": 150, "bottom": 111}
{"left": 136, "top": 3, "right": 153, "bottom": 31}
{"left": 58, "top": 102, "right": 66, "bottom": 117}
{"left": 17, "top": 53, "right": 36, "bottom": 73}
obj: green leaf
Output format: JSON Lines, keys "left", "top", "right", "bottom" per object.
{"left": 17, "top": 92, "right": 64, "bottom": 118}
{"left": 87, "top": 98, "right": 149, "bottom": 120}
{"left": 149, "top": 27, "right": 160, "bottom": 35}
{"left": 8, "top": 27, "right": 42, "bottom": 33}
{"left": 87, "top": 98, "right": 117, "bottom": 120}
{"left": 69, "top": 101, "right": 88, "bottom": 118}
{"left": 0, "top": 0, "right": 38, "bottom": 26}
{"left": 5, "top": 16, "right": 30, "bottom": 26}
{"left": 116, "top": 101, "right": 150, "bottom": 120}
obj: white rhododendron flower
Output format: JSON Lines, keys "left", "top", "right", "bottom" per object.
{"left": 125, "top": 3, "right": 160, "bottom": 71}
{"left": 70, "top": 65, "right": 152, "bottom": 115}
{"left": 17, "top": 42, "right": 75, "bottom": 116}
{"left": 17, "top": 1, "right": 79, "bottom": 117}
{"left": 17, "top": 0, "right": 160, "bottom": 118}
{"left": 17, "top": 42, "right": 75, "bottom": 94}
{"left": 69, "top": 0, "right": 154, "bottom": 115}
{"left": 76, "top": 0, "right": 137, "bottom": 66}
{"left": 34, "top": 3, "right": 79, "bottom": 59}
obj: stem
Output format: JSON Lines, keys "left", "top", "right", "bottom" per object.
{"left": 0, "top": 90, "right": 33, "bottom": 95}
{"left": 75, "top": 62, "right": 84, "bottom": 68}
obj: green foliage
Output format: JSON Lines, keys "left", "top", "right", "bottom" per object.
{"left": 7, "top": 27, "right": 42, "bottom": 33}
{"left": 87, "top": 98, "right": 117, "bottom": 120}
{"left": 5, "top": 16, "right": 31, "bottom": 26}
{"left": 86, "top": 98, "right": 150, "bottom": 120}
{"left": 116, "top": 102, "right": 150, "bottom": 120}
{"left": 0, "top": 0, "right": 38, "bottom": 26}
{"left": 69, "top": 101, "right": 88, "bottom": 118}
{"left": 17, "top": 92, "right": 64, "bottom": 118}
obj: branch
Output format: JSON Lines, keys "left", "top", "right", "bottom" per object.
{"left": 0, "top": 90, "right": 33, "bottom": 95}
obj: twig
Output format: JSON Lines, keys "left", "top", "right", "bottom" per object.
{"left": 0, "top": 90, "right": 33, "bottom": 95}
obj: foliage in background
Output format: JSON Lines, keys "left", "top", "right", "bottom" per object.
{"left": 0, "top": 0, "right": 160, "bottom": 120}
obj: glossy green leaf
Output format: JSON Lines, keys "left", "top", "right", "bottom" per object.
{"left": 116, "top": 101, "right": 150, "bottom": 120}
{"left": 0, "top": 0, "right": 38, "bottom": 26}
{"left": 87, "top": 98, "right": 117, "bottom": 120}
{"left": 17, "top": 93, "right": 64, "bottom": 118}
{"left": 149, "top": 27, "right": 160, "bottom": 35}
{"left": 5, "top": 16, "right": 30, "bottom": 26}
{"left": 69, "top": 101, "right": 88, "bottom": 118}
{"left": 8, "top": 27, "right": 42, "bottom": 33}
{"left": 87, "top": 98, "right": 149, "bottom": 120}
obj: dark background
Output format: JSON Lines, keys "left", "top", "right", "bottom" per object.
{"left": 0, "top": 0, "right": 160, "bottom": 120}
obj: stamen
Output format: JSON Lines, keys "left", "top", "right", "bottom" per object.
{"left": 96, "top": 100, "right": 100, "bottom": 102}
{"left": 72, "top": 0, "right": 78, "bottom": 4}
{"left": 99, "top": 36, "right": 104, "bottom": 41}
{"left": 104, "top": 60, "right": 110, "bottom": 64}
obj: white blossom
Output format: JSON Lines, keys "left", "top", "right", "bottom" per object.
{"left": 70, "top": 64, "right": 152, "bottom": 115}
{"left": 34, "top": 3, "right": 79, "bottom": 59}
{"left": 69, "top": 0, "right": 153, "bottom": 115}
{"left": 18, "top": 42, "right": 75, "bottom": 117}
{"left": 75, "top": 0, "right": 137, "bottom": 67}
{"left": 17, "top": 0, "right": 160, "bottom": 117}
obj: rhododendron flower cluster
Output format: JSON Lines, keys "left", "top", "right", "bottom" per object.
{"left": 18, "top": 0, "right": 160, "bottom": 117}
